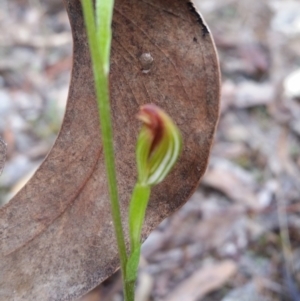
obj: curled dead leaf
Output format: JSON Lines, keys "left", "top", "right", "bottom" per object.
{"left": 0, "top": 0, "right": 220, "bottom": 300}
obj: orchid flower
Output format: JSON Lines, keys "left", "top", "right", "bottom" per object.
{"left": 126, "top": 104, "right": 182, "bottom": 283}
{"left": 136, "top": 104, "right": 182, "bottom": 186}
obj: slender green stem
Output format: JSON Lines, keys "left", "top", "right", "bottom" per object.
{"left": 125, "top": 280, "right": 135, "bottom": 301}
{"left": 81, "top": 0, "right": 128, "bottom": 297}
{"left": 129, "top": 183, "right": 151, "bottom": 252}
{"left": 125, "top": 183, "right": 151, "bottom": 298}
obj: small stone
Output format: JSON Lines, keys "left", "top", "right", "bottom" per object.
{"left": 139, "top": 53, "right": 154, "bottom": 73}
{"left": 284, "top": 69, "right": 300, "bottom": 99}
{"left": 0, "top": 90, "right": 13, "bottom": 116}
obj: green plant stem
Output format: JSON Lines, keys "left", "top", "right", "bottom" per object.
{"left": 125, "top": 280, "right": 135, "bottom": 301}
{"left": 125, "top": 183, "right": 151, "bottom": 295}
{"left": 81, "top": 0, "right": 129, "bottom": 299}
{"left": 129, "top": 183, "right": 151, "bottom": 252}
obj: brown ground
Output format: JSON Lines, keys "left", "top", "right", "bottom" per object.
{"left": 1, "top": 0, "right": 300, "bottom": 300}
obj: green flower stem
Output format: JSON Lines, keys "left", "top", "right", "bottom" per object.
{"left": 81, "top": 0, "right": 129, "bottom": 299}
{"left": 126, "top": 183, "right": 151, "bottom": 289}
{"left": 125, "top": 280, "right": 135, "bottom": 301}
{"left": 129, "top": 183, "right": 151, "bottom": 252}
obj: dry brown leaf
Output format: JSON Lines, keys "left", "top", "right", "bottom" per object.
{"left": 165, "top": 260, "right": 237, "bottom": 301}
{"left": 0, "top": 0, "right": 220, "bottom": 300}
